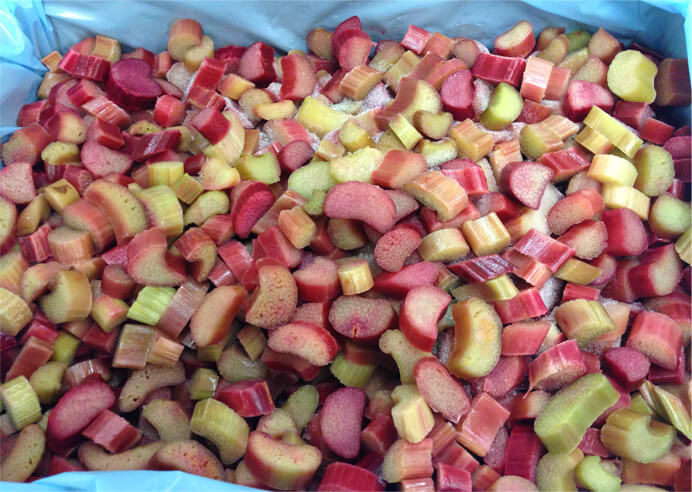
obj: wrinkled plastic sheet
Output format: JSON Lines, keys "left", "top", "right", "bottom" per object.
{"left": 0, "top": 0, "right": 690, "bottom": 490}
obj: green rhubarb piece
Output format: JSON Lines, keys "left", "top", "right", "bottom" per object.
{"left": 558, "top": 47, "right": 590, "bottom": 70}
{"left": 632, "top": 145, "right": 675, "bottom": 197}
{"left": 282, "top": 384, "right": 319, "bottom": 430}
{"left": 329, "top": 147, "right": 383, "bottom": 183}
{"left": 520, "top": 123, "right": 562, "bottom": 159}
{"left": 184, "top": 191, "right": 230, "bottom": 226}
{"left": 197, "top": 330, "right": 234, "bottom": 362}
{"left": 287, "top": 160, "right": 337, "bottom": 200}
{"left": 534, "top": 373, "right": 619, "bottom": 453}
{"left": 607, "top": 50, "right": 658, "bottom": 103}
{"left": 630, "top": 392, "right": 655, "bottom": 416}
{"left": 575, "top": 456, "right": 621, "bottom": 492}
{"left": 600, "top": 408, "right": 675, "bottom": 463}
{"left": 479, "top": 83, "right": 524, "bottom": 131}
{"left": 536, "top": 449, "right": 584, "bottom": 492}
{"left": 619, "top": 486, "right": 668, "bottom": 492}
{"left": 189, "top": 398, "right": 250, "bottom": 465}
{"left": 296, "top": 96, "right": 349, "bottom": 137}
{"left": 1, "top": 376, "right": 41, "bottom": 430}
{"left": 379, "top": 329, "right": 429, "bottom": 384}
{"left": 583, "top": 106, "right": 643, "bottom": 158}
{"left": 127, "top": 286, "right": 176, "bottom": 325}
{"left": 639, "top": 380, "right": 692, "bottom": 439}
{"left": 565, "top": 30, "right": 592, "bottom": 52}
{"left": 189, "top": 368, "right": 219, "bottom": 400}
{"left": 553, "top": 299, "right": 616, "bottom": 346}
{"left": 649, "top": 193, "right": 691, "bottom": 237}
{"left": 217, "top": 344, "right": 268, "bottom": 383}
{"left": 235, "top": 153, "right": 281, "bottom": 185}
{"left": 141, "top": 399, "right": 191, "bottom": 441}
{"left": 51, "top": 332, "right": 80, "bottom": 364}
{"left": 329, "top": 352, "right": 376, "bottom": 388}
{"left": 29, "top": 361, "right": 67, "bottom": 405}
{"left": 303, "top": 189, "right": 326, "bottom": 216}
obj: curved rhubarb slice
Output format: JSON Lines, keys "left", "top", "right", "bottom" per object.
{"left": 320, "top": 387, "right": 366, "bottom": 459}
{"left": 245, "top": 431, "right": 322, "bottom": 490}
{"left": 373, "top": 261, "right": 439, "bottom": 298}
{"left": 399, "top": 285, "right": 451, "bottom": 351}
{"left": 414, "top": 357, "right": 470, "bottom": 424}
{"left": 447, "top": 298, "right": 502, "bottom": 379}
{"left": 174, "top": 227, "right": 216, "bottom": 282}
{"left": 280, "top": 53, "right": 316, "bottom": 101}
{"left": 601, "top": 408, "right": 675, "bottom": 464}
{"left": 126, "top": 228, "right": 186, "bottom": 287}
{"left": 328, "top": 295, "right": 396, "bottom": 343}
{"left": 230, "top": 180, "right": 275, "bottom": 238}
{"left": 494, "top": 20, "right": 535, "bottom": 57}
{"left": 374, "top": 227, "right": 422, "bottom": 273}
{"left": 244, "top": 263, "right": 298, "bottom": 329}
{"left": 39, "top": 270, "right": 92, "bottom": 324}
{"left": 152, "top": 440, "right": 224, "bottom": 479}
{"left": 0, "top": 287, "right": 33, "bottom": 336}
{"left": 79, "top": 441, "right": 163, "bottom": 471}
{"left": 189, "top": 398, "right": 250, "bottom": 464}
{"left": 61, "top": 198, "right": 114, "bottom": 253}
{"left": 190, "top": 285, "right": 247, "bottom": 347}
{"left": 529, "top": 340, "right": 586, "bottom": 391}
{"left": 500, "top": 161, "right": 554, "bottom": 210}
{"left": 267, "top": 321, "right": 338, "bottom": 366}
{"left": 535, "top": 449, "right": 584, "bottom": 492}
{"left": 47, "top": 380, "right": 115, "bottom": 455}
{"left": 324, "top": 182, "right": 396, "bottom": 234}
{"left": 84, "top": 179, "right": 147, "bottom": 244}
{"left": 489, "top": 475, "right": 539, "bottom": 492}
{"left": 575, "top": 456, "right": 621, "bottom": 492}
{"left": 534, "top": 373, "right": 619, "bottom": 454}
{"left": 0, "top": 196, "right": 17, "bottom": 254}
{"left": 118, "top": 362, "right": 185, "bottom": 412}
{"left": 106, "top": 58, "right": 162, "bottom": 109}
{"left": 141, "top": 399, "right": 191, "bottom": 442}
{"left": 0, "top": 424, "right": 45, "bottom": 482}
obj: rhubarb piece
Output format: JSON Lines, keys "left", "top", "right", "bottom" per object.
{"left": 318, "top": 462, "right": 383, "bottom": 492}
{"left": 494, "top": 20, "right": 535, "bottom": 57}
{"left": 390, "top": 384, "right": 434, "bottom": 443}
{"left": 151, "top": 440, "right": 223, "bottom": 479}
{"left": 601, "top": 208, "right": 647, "bottom": 256}
{"left": 373, "top": 261, "right": 438, "bottom": 298}
{"left": 500, "top": 161, "right": 554, "bottom": 210}
{"left": 46, "top": 380, "right": 115, "bottom": 455}
{"left": 1, "top": 123, "right": 51, "bottom": 166}
{"left": 529, "top": 340, "right": 587, "bottom": 391}
{"left": 126, "top": 228, "right": 186, "bottom": 286}
{"left": 521, "top": 56, "right": 553, "bottom": 102}
{"left": 414, "top": 357, "right": 470, "bottom": 424}
{"left": 448, "top": 255, "right": 512, "bottom": 283}
{"left": 189, "top": 398, "right": 249, "bottom": 464}
{"left": 79, "top": 441, "right": 163, "bottom": 471}
{"left": 379, "top": 330, "right": 429, "bottom": 384}
{"left": 281, "top": 385, "right": 318, "bottom": 430}
{"left": 501, "top": 320, "right": 551, "bottom": 356}
{"left": 0, "top": 163, "right": 36, "bottom": 205}
{"left": 333, "top": 29, "right": 372, "bottom": 72}
{"left": 118, "top": 361, "right": 185, "bottom": 412}
{"left": 61, "top": 198, "right": 114, "bottom": 253}
{"left": 106, "top": 58, "right": 162, "bottom": 109}
{"left": 557, "top": 220, "right": 607, "bottom": 261}
{"left": 607, "top": 50, "right": 658, "bottom": 103}
{"left": 190, "top": 285, "right": 246, "bottom": 347}
{"left": 503, "top": 424, "right": 544, "bottom": 482}
{"left": 633, "top": 144, "right": 675, "bottom": 197}
{"left": 472, "top": 53, "right": 526, "bottom": 87}
{"left": 554, "top": 299, "right": 615, "bottom": 346}
{"left": 267, "top": 321, "right": 337, "bottom": 366}
{"left": 603, "top": 347, "right": 650, "bottom": 391}
{"left": 535, "top": 449, "right": 584, "bottom": 492}
{"left": 329, "top": 295, "right": 395, "bottom": 343}
{"left": 245, "top": 431, "right": 321, "bottom": 490}
{"left": 324, "top": 181, "right": 395, "bottom": 233}
{"left": 601, "top": 184, "right": 650, "bottom": 220}
{"left": 440, "top": 69, "right": 474, "bottom": 121}
{"left": 399, "top": 286, "right": 450, "bottom": 351}
{"left": 627, "top": 311, "right": 682, "bottom": 370}
{"left": 601, "top": 408, "right": 675, "bottom": 463}
{"left": 547, "top": 189, "right": 604, "bottom": 235}
{"left": 2, "top": 376, "right": 41, "bottom": 430}
{"left": 244, "top": 263, "right": 298, "bottom": 329}
{"left": 534, "top": 373, "right": 618, "bottom": 453}
{"left": 319, "top": 387, "right": 365, "bottom": 458}
{"left": 238, "top": 41, "right": 276, "bottom": 86}
{"left": 84, "top": 179, "right": 146, "bottom": 243}
{"left": 82, "top": 409, "right": 141, "bottom": 454}
{"left": 381, "top": 438, "right": 433, "bottom": 483}
{"left": 640, "top": 117, "right": 675, "bottom": 145}
{"left": 0, "top": 424, "right": 45, "bottom": 482}
{"left": 38, "top": 269, "right": 92, "bottom": 324}
{"left": 629, "top": 243, "right": 682, "bottom": 298}
{"left": 447, "top": 298, "right": 502, "bottom": 379}
{"left": 563, "top": 80, "right": 615, "bottom": 122}
{"left": 80, "top": 140, "right": 133, "bottom": 178}
{"left": 449, "top": 119, "right": 494, "bottom": 162}
{"left": 0, "top": 287, "right": 32, "bottom": 336}
{"left": 462, "top": 213, "right": 511, "bottom": 256}
{"left": 336, "top": 257, "right": 373, "bottom": 295}
{"left": 456, "top": 392, "right": 509, "bottom": 457}
{"left": 479, "top": 82, "right": 523, "bottom": 130}
{"left": 649, "top": 193, "right": 690, "bottom": 239}
{"left": 654, "top": 58, "right": 691, "bottom": 106}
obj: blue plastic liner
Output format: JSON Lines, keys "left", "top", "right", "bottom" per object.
{"left": 0, "top": 1, "right": 689, "bottom": 490}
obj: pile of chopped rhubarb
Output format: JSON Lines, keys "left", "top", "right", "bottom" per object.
{"left": 0, "top": 15, "right": 690, "bottom": 491}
